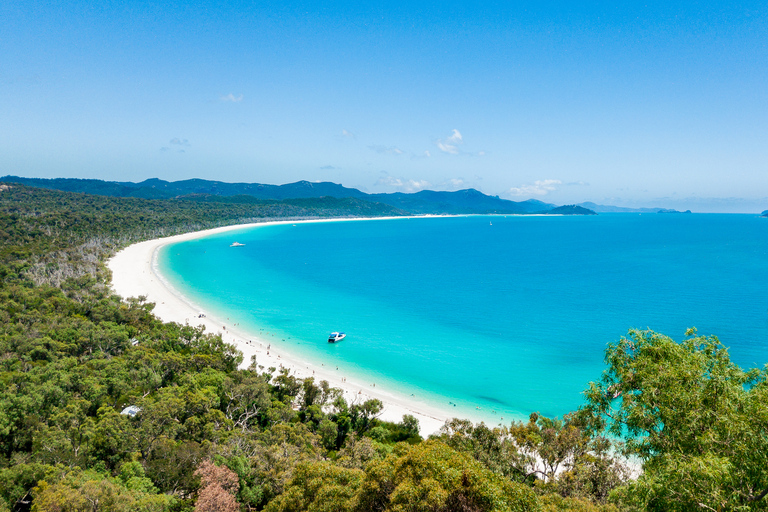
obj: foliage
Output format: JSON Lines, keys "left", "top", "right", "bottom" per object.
{"left": 435, "top": 416, "right": 628, "bottom": 504}
{"left": 582, "top": 328, "right": 768, "bottom": 511}
{"left": 435, "top": 419, "right": 531, "bottom": 482}
{"left": 371, "top": 440, "right": 539, "bottom": 512}
{"left": 270, "top": 440, "right": 539, "bottom": 512}
{"left": 265, "top": 461, "right": 364, "bottom": 512}
{"left": 194, "top": 460, "right": 239, "bottom": 512}
{"left": 537, "top": 494, "right": 619, "bottom": 512}
{"left": 31, "top": 465, "right": 175, "bottom": 512}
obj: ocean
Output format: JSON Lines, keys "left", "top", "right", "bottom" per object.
{"left": 157, "top": 214, "right": 768, "bottom": 424}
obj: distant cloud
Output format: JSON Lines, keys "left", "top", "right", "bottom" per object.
{"left": 221, "top": 93, "right": 243, "bottom": 102}
{"left": 369, "top": 145, "right": 404, "bottom": 155}
{"left": 436, "top": 129, "right": 463, "bottom": 154}
{"left": 320, "top": 165, "right": 337, "bottom": 170}
{"left": 566, "top": 180, "right": 589, "bottom": 187}
{"left": 342, "top": 129, "right": 355, "bottom": 138}
{"left": 407, "top": 179, "right": 430, "bottom": 192}
{"left": 376, "top": 175, "right": 431, "bottom": 192}
{"left": 160, "top": 137, "right": 190, "bottom": 153}
{"left": 508, "top": 179, "right": 562, "bottom": 196}
{"left": 445, "top": 178, "right": 467, "bottom": 190}
{"left": 409, "top": 150, "right": 432, "bottom": 161}
{"left": 376, "top": 176, "right": 403, "bottom": 188}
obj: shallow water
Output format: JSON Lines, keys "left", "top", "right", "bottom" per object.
{"left": 158, "top": 214, "right": 768, "bottom": 423}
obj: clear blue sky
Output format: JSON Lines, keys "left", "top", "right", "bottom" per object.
{"left": 2, "top": 1, "right": 767, "bottom": 211}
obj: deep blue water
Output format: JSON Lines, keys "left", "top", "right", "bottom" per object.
{"left": 158, "top": 214, "right": 768, "bottom": 423}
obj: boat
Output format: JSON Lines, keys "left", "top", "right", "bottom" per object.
{"left": 230, "top": 242, "right": 245, "bottom": 247}
{"left": 328, "top": 332, "right": 346, "bottom": 343}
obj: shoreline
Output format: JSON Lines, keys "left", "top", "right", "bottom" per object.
{"left": 108, "top": 217, "right": 464, "bottom": 436}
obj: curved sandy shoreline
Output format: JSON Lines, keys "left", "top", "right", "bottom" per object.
{"left": 108, "top": 217, "right": 459, "bottom": 436}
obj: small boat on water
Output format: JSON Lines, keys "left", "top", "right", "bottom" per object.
{"left": 230, "top": 242, "right": 245, "bottom": 247}
{"left": 328, "top": 332, "right": 346, "bottom": 343}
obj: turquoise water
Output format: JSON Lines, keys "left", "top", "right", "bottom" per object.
{"left": 158, "top": 214, "right": 768, "bottom": 423}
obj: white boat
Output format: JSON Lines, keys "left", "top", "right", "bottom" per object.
{"left": 328, "top": 332, "right": 346, "bottom": 343}
{"left": 230, "top": 242, "right": 245, "bottom": 247}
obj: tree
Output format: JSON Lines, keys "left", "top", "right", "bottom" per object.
{"left": 0, "top": 463, "right": 50, "bottom": 511}
{"left": 91, "top": 406, "right": 134, "bottom": 469}
{"left": 349, "top": 399, "right": 383, "bottom": 435}
{"left": 32, "top": 466, "right": 175, "bottom": 512}
{"left": 437, "top": 417, "right": 628, "bottom": 504}
{"left": 265, "top": 461, "right": 364, "bottom": 512}
{"left": 361, "top": 440, "right": 539, "bottom": 512}
{"left": 194, "top": 460, "right": 240, "bottom": 512}
{"left": 222, "top": 371, "right": 272, "bottom": 432}
{"left": 35, "top": 399, "right": 95, "bottom": 467}
{"left": 336, "top": 434, "right": 387, "bottom": 469}
{"left": 436, "top": 419, "right": 531, "bottom": 483}
{"left": 399, "top": 415, "right": 420, "bottom": 439}
{"left": 270, "top": 440, "right": 539, "bottom": 512}
{"left": 581, "top": 328, "right": 768, "bottom": 511}
{"left": 249, "top": 423, "right": 323, "bottom": 504}
{"left": 508, "top": 413, "right": 590, "bottom": 482}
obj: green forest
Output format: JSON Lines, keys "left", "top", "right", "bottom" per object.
{"left": 1, "top": 182, "right": 767, "bottom": 512}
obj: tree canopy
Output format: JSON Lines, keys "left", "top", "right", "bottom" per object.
{"left": 582, "top": 328, "right": 768, "bottom": 511}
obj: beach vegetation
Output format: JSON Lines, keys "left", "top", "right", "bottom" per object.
{"left": 434, "top": 417, "right": 628, "bottom": 506}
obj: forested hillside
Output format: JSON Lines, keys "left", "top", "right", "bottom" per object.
{"left": 0, "top": 176, "right": 560, "bottom": 215}
{"left": 1, "top": 183, "right": 764, "bottom": 511}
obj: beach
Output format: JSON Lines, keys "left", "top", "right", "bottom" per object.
{"left": 108, "top": 218, "right": 455, "bottom": 436}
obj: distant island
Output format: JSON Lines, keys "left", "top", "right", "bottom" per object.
{"left": 576, "top": 201, "right": 693, "bottom": 213}
{"left": 762, "top": 210, "right": 768, "bottom": 217}
{"left": 1, "top": 175, "right": 597, "bottom": 216}
{"left": 657, "top": 208, "right": 692, "bottom": 214}
{"left": 543, "top": 205, "right": 598, "bottom": 215}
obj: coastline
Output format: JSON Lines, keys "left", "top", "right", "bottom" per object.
{"left": 108, "top": 217, "right": 460, "bottom": 436}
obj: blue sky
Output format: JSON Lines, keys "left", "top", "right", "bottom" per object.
{"left": 2, "top": 1, "right": 767, "bottom": 211}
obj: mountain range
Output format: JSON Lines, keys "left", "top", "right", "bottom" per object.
{"left": 574, "top": 202, "right": 693, "bottom": 214}
{"left": 6, "top": 175, "right": 740, "bottom": 215}
{"left": 0, "top": 176, "right": 565, "bottom": 215}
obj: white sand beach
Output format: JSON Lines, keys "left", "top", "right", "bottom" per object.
{"left": 108, "top": 218, "right": 456, "bottom": 436}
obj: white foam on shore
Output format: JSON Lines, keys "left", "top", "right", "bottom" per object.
{"left": 108, "top": 218, "right": 462, "bottom": 436}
